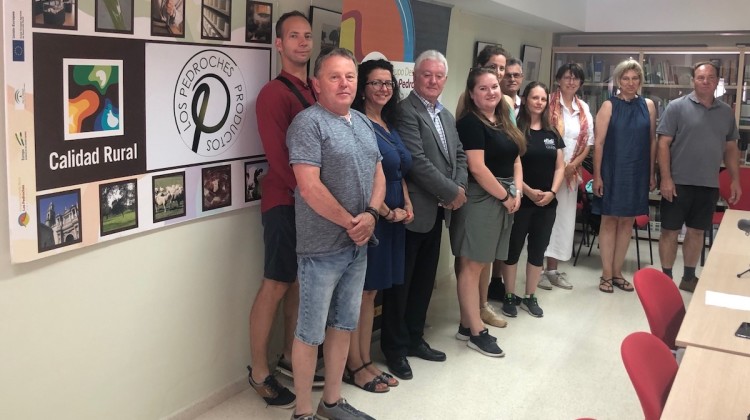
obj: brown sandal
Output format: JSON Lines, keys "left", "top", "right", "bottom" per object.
{"left": 599, "top": 277, "right": 614, "bottom": 293}
{"left": 612, "top": 277, "right": 634, "bottom": 292}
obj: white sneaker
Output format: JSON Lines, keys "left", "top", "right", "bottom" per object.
{"left": 548, "top": 271, "right": 573, "bottom": 290}
{"left": 537, "top": 273, "right": 553, "bottom": 290}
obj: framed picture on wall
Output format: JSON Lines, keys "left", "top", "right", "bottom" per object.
{"left": 309, "top": 6, "right": 341, "bottom": 77}
{"left": 521, "top": 45, "right": 542, "bottom": 83}
{"left": 474, "top": 41, "right": 502, "bottom": 66}
{"left": 150, "top": 0, "right": 185, "bottom": 38}
{"left": 201, "top": 0, "right": 232, "bottom": 41}
{"left": 246, "top": 1, "right": 272, "bottom": 43}
{"left": 95, "top": 0, "right": 134, "bottom": 34}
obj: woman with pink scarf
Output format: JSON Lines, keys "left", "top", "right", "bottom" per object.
{"left": 538, "top": 63, "right": 594, "bottom": 291}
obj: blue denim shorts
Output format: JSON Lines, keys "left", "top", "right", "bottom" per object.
{"left": 295, "top": 245, "right": 367, "bottom": 346}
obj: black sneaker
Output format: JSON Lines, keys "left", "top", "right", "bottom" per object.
{"left": 521, "top": 295, "right": 544, "bottom": 317}
{"left": 467, "top": 329, "right": 505, "bottom": 357}
{"left": 456, "top": 324, "right": 497, "bottom": 342}
{"left": 455, "top": 324, "right": 470, "bottom": 341}
{"left": 487, "top": 277, "right": 506, "bottom": 301}
{"left": 277, "top": 355, "right": 325, "bottom": 387}
{"left": 501, "top": 295, "right": 518, "bottom": 317}
{"left": 247, "top": 366, "right": 296, "bottom": 408}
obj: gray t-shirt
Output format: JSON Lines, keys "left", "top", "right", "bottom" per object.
{"left": 287, "top": 104, "right": 381, "bottom": 256}
{"left": 656, "top": 91, "right": 739, "bottom": 188}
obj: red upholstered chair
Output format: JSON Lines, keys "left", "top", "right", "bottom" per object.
{"left": 633, "top": 268, "right": 686, "bottom": 350}
{"left": 621, "top": 332, "right": 679, "bottom": 420}
{"left": 574, "top": 168, "right": 653, "bottom": 269}
{"left": 573, "top": 168, "right": 597, "bottom": 265}
{"left": 702, "top": 167, "right": 750, "bottom": 265}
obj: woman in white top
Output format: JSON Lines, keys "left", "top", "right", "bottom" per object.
{"left": 540, "top": 63, "right": 594, "bottom": 291}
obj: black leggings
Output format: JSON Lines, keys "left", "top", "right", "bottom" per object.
{"left": 505, "top": 205, "right": 557, "bottom": 266}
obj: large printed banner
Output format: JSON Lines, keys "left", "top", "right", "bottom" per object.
{"left": 4, "top": 1, "right": 272, "bottom": 262}
{"left": 340, "top": 0, "right": 452, "bottom": 97}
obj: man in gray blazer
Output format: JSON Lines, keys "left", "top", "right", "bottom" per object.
{"left": 380, "top": 50, "right": 468, "bottom": 380}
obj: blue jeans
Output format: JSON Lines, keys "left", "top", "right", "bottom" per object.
{"left": 295, "top": 245, "right": 367, "bottom": 345}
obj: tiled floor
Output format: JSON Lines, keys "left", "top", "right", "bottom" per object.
{"left": 195, "top": 236, "right": 693, "bottom": 420}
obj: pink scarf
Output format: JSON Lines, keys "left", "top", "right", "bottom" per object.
{"left": 549, "top": 89, "right": 589, "bottom": 189}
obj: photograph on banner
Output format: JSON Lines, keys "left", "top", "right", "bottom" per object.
{"left": 145, "top": 43, "right": 270, "bottom": 171}
{"left": 37, "top": 189, "right": 82, "bottom": 253}
{"left": 202, "top": 165, "right": 232, "bottom": 211}
{"left": 246, "top": 1, "right": 272, "bottom": 44}
{"left": 244, "top": 160, "right": 268, "bottom": 202}
{"left": 95, "top": 0, "right": 134, "bottom": 34}
{"left": 99, "top": 178, "right": 138, "bottom": 236}
{"left": 33, "top": 0, "right": 78, "bottom": 30}
{"left": 152, "top": 172, "right": 186, "bottom": 223}
{"left": 151, "top": 0, "right": 185, "bottom": 37}
{"left": 202, "top": 0, "right": 232, "bottom": 40}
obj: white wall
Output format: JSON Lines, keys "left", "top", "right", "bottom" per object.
{"left": 491, "top": 0, "right": 587, "bottom": 31}
{"left": 0, "top": 2, "right": 554, "bottom": 418}
{"left": 0, "top": 1, "right": 336, "bottom": 419}
{"left": 585, "top": 0, "right": 750, "bottom": 32}
{"left": 441, "top": 8, "right": 554, "bottom": 113}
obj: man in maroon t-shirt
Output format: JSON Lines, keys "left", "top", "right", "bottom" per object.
{"left": 247, "top": 11, "right": 320, "bottom": 409}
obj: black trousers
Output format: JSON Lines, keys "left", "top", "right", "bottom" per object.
{"left": 380, "top": 210, "right": 443, "bottom": 360}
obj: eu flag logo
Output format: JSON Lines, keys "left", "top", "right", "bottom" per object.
{"left": 12, "top": 40, "right": 24, "bottom": 62}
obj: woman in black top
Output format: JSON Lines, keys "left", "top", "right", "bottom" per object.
{"left": 450, "top": 67, "right": 526, "bottom": 357}
{"left": 501, "top": 82, "right": 565, "bottom": 318}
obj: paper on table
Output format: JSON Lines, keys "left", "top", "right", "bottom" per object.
{"left": 705, "top": 290, "right": 750, "bottom": 311}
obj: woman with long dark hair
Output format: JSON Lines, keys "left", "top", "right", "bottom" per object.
{"left": 501, "top": 82, "right": 565, "bottom": 318}
{"left": 455, "top": 45, "right": 514, "bottom": 329}
{"left": 346, "top": 59, "right": 413, "bottom": 392}
{"left": 450, "top": 67, "right": 525, "bottom": 357}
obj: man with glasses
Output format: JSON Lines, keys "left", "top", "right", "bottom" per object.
{"left": 380, "top": 50, "right": 468, "bottom": 380}
{"left": 500, "top": 58, "right": 524, "bottom": 115}
{"left": 657, "top": 61, "right": 743, "bottom": 292}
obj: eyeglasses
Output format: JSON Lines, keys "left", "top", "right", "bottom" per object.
{"left": 504, "top": 73, "right": 523, "bottom": 80}
{"left": 366, "top": 80, "right": 394, "bottom": 89}
{"left": 561, "top": 75, "right": 580, "bottom": 82}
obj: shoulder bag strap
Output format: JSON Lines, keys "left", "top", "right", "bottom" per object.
{"left": 275, "top": 75, "right": 313, "bottom": 109}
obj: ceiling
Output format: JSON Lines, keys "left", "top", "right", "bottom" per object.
{"left": 426, "top": 0, "right": 582, "bottom": 32}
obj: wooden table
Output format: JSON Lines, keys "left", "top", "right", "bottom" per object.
{"left": 675, "top": 209, "right": 750, "bottom": 357}
{"left": 661, "top": 346, "right": 750, "bottom": 419}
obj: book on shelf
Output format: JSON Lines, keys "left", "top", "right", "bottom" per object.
{"left": 593, "top": 59, "right": 603, "bottom": 82}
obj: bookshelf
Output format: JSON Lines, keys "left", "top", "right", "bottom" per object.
{"left": 552, "top": 50, "right": 638, "bottom": 117}
{"left": 552, "top": 47, "right": 750, "bottom": 167}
